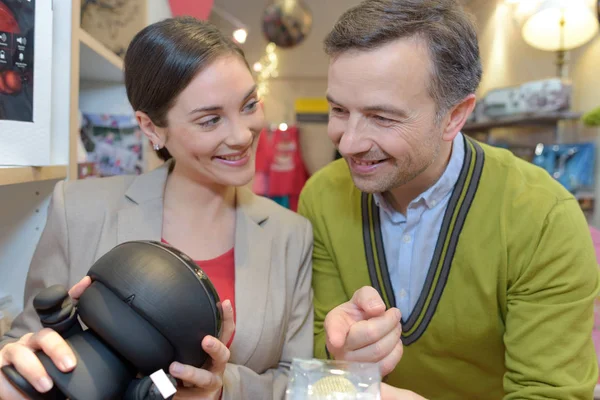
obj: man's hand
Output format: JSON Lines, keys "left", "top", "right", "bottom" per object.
{"left": 324, "top": 286, "right": 403, "bottom": 376}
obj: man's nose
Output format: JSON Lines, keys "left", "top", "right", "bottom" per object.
{"left": 338, "top": 116, "right": 371, "bottom": 156}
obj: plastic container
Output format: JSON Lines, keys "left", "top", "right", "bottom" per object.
{"left": 286, "top": 358, "right": 381, "bottom": 400}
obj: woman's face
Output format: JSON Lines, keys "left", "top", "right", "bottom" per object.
{"left": 153, "top": 55, "right": 264, "bottom": 187}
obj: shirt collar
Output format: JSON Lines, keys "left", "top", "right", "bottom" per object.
{"left": 374, "top": 132, "right": 465, "bottom": 214}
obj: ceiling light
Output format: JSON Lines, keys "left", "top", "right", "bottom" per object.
{"left": 233, "top": 29, "right": 247, "bottom": 44}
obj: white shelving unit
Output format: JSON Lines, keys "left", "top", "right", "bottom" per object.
{"left": 0, "top": 0, "right": 157, "bottom": 316}
{"left": 0, "top": 166, "right": 68, "bottom": 186}
{"left": 79, "top": 28, "right": 124, "bottom": 84}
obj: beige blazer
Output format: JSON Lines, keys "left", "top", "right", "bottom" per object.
{"left": 1, "top": 161, "right": 314, "bottom": 400}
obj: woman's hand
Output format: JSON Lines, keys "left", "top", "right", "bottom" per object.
{"left": 0, "top": 277, "right": 92, "bottom": 400}
{"left": 169, "top": 299, "right": 235, "bottom": 400}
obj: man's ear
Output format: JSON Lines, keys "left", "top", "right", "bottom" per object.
{"left": 441, "top": 94, "right": 476, "bottom": 142}
{"left": 136, "top": 111, "right": 166, "bottom": 147}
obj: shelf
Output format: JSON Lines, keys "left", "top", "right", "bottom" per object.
{"left": 463, "top": 112, "right": 582, "bottom": 133}
{"left": 0, "top": 166, "right": 68, "bottom": 186}
{"left": 78, "top": 28, "right": 124, "bottom": 83}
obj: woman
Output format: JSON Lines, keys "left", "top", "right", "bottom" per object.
{"left": 0, "top": 17, "right": 313, "bottom": 400}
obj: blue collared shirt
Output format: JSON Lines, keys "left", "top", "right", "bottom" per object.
{"left": 373, "top": 133, "right": 465, "bottom": 320}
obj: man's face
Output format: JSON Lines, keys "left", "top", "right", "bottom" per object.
{"left": 326, "top": 37, "right": 444, "bottom": 194}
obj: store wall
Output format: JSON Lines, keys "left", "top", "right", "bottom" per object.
{"left": 261, "top": 78, "right": 326, "bottom": 124}
{"left": 470, "top": 0, "right": 600, "bottom": 114}
{"left": 261, "top": 78, "right": 337, "bottom": 175}
{"left": 468, "top": 0, "right": 600, "bottom": 228}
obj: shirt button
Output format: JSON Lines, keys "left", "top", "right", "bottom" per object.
{"left": 431, "top": 200, "right": 437, "bottom": 207}
{"left": 399, "top": 289, "right": 407, "bottom": 298}
{"left": 402, "top": 234, "right": 411, "bottom": 243}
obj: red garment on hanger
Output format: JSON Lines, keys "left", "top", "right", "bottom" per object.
{"left": 253, "top": 126, "right": 308, "bottom": 211}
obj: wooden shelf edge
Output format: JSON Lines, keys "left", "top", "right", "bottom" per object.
{"left": 463, "top": 112, "right": 583, "bottom": 132}
{"left": 0, "top": 165, "right": 68, "bottom": 186}
{"left": 78, "top": 27, "right": 124, "bottom": 71}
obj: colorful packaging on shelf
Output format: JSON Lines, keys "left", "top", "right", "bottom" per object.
{"left": 532, "top": 142, "right": 595, "bottom": 194}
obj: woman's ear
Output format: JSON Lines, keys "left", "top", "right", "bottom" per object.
{"left": 136, "top": 111, "right": 166, "bottom": 148}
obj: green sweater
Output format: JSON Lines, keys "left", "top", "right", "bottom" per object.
{"left": 298, "top": 137, "right": 600, "bottom": 399}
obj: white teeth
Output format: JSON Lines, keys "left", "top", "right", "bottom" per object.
{"left": 354, "top": 159, "right": 380, "bottom": 166}
{"left": 221, "top": 155, "right": 242, "bottom": 161}
{"left": 218, "top": 150, "right": 248, "bottom": 161}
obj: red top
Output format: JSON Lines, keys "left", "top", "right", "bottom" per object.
{"left": 162, "top": 239, "right": 236, "bottom": 348}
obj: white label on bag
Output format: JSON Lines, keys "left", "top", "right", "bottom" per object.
{"left": 150, "top": 369, "right": 177, "bottom": 399}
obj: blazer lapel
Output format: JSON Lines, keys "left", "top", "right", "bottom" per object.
{"left": 118, "top": 167, "right": 271, "bottom": 365}
{"left": 117, "top": 161, "right": 171, "bottom": 245}
{"left": 229, "top": 187, "right": 272, "bottom": 365}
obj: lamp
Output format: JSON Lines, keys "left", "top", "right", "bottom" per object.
{"left": 522, "top": 0, "right": 599, "bottom": 76}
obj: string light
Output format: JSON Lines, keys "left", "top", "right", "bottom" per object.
{"left": 253, "top": 42, "right": 279, "bottom": 99}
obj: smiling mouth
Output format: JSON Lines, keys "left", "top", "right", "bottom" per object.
{"left": 352, "top": 157, "right": 388, "bottom": 166}
{"left": 214, "top": 149, "right": 250, "bottom": 161}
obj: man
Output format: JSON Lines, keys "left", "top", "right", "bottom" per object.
{"left": 297, "top": 0, "right": 600, "bottom": 398}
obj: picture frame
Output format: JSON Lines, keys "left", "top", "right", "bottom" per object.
{"left": 0, "top": 0, "right": 53, "bottom": 166}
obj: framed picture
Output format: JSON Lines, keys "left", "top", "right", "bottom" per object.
{"left": 0, "top": 0, "right": 52, "bottom": 165}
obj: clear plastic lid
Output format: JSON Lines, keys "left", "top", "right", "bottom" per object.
{"left": 286, "top": 358, "right": 381, "bottom": 400}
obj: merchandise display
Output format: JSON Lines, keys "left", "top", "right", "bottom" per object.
{"left": 1, "top": 241, "right": 222, "bottom": 400}
{"left": 80, "top": 113, "right": 146, "bottom": 177}
{"left": 472, "top": 78, "right": 572, "bottom": 123}
{"left": 532, "top": 142, "right": 595, "bottom": 194}
{"left": 253, "top": 125, "right": 309, "bottom": 211}
{"left": 2, "top": 0, "right": 600, "bottom": 397}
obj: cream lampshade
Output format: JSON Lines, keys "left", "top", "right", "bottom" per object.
{"left": 522, "top": 0, "right": 599, "bottom": 75}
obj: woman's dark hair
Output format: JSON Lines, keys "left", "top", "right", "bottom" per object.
{"left": 124, "top": 17, "right": 248, "bottom": 161}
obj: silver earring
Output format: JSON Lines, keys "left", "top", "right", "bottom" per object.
{"left": 153, "top": 144, "right": 160, "bottom": 151}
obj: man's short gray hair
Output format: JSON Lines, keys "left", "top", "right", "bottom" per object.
{"left": 324, "top": 0, "right": 483, "bottom": 120}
